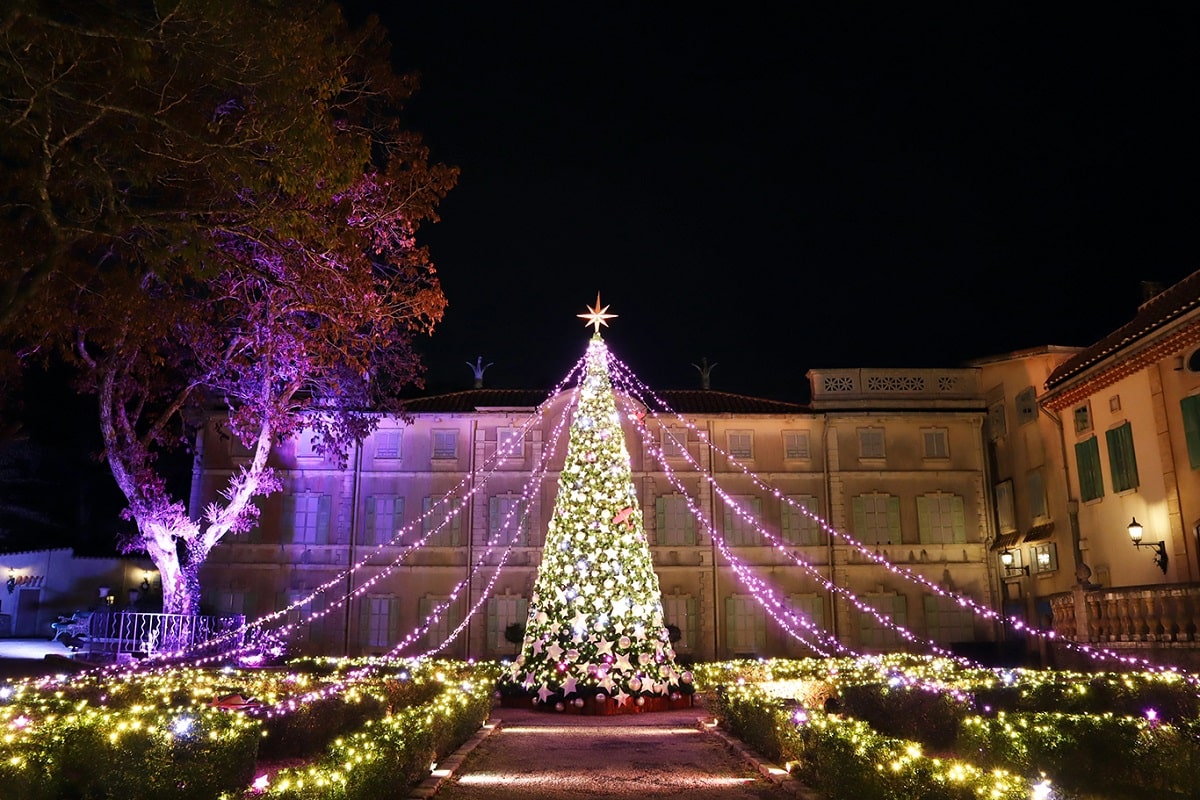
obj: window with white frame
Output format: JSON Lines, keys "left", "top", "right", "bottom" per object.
{"left": 364, "top": 494, "right": 403, "bottom": 546}
{"left": 783, "top": 430, "right": 811, "bottom": 459}
{"left": 374, "top": 431, "right": 403, "bottom": 455}
{"left": 858, "top": 427, "right": 885, "bottom": 459}
{"left": 922, "top": 428, "right": 949, "bottom": 459}
{"left": 661, "top": 592, "right": 698, "bottom": 651}
{"left": 486, "top": 594, "right": 528, "bottom": 652}
{"left": 728, "top": 430, "right": 754, "bottom": 459}
{"left": 283, "top": 492, "right": 330, "bottom": 545}
{"left": 660, "top": 427, "right": 686, "bottom": 458}
{"left": 419, "top": 595, "right": 461, "bottom": 651}
{"left": 432, "top": 429, "right": 457, "bottom": 460}
{"left": 1073, "top": 402, "right": 1092, "bottom": 435}
{"left": 923, "top": 594, "right": 975, "bottom": 643}
{"left": 422, "top": 496, "right": 464, "bottom": 546}
{"left": 489, "top": 495, "right": 530, "bottom": 546}
{"left": 857, "top": 593, "right": 906, "bottom": 649}
{"left": 725, "top": 595, "right": 766, "bottom": 655}
{"left": 852, "top": 493, "right": 900, "bottom": 545}
{"left": 722, "top": 495, "right": 763, "bottom": 546}
{"left": 360, "top": 596, "right": 398, "bottom": 649}
{"left": 375, "top": 430, "right": 401, "bottom": 459}
{"left": 655, "top": 494, "right": 696, "bottom": 546}
{"left": 1032, "top": 542, "right": 1058, "bottom": 574}
{"left": 994, "top": 480, "right": 1016, "bottom": 533}
{"left": 781, "top": 495, "right": 823, "bottom": 546}
{"left": 497, "top": 426, "right": 524, "bottom": 458}
{"left": 916, "top": 492, "right": 966, "bottom": 544}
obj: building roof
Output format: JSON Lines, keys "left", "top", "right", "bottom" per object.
{"left": 1046, "top": 269, "right": 1200, "bottom": 390}
{"left": 401, "top": 388, "right": 809, "bottom": 415}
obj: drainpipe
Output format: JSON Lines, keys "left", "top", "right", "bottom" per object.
{"left": 1039, "top": 403, "right": 1086, "bottom": 585}
{"left": 823, "top": 417, "right": 838, "bottom": 641}
{"left": 464, "top": 418, "right": 478, "bottom": 659}
{"left": 343, "top": 439, "right": 363, "bottom": 656}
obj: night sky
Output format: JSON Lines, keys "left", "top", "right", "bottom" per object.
{"left": 343, "top": 3, "right": 1197, "bottom": 402}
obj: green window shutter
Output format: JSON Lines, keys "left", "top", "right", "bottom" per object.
{"left": 686, "top": 597, "right": 699, "bottom": 647}
{"left": 281, "top": 495, "right": 297, "bottom": 544}
{"left": 316, "top": 495, "right": 332, "bottom": 545}
{"left": 1182, "top": 395, "right": 1200, "bottom": 469}
{"left": 488, "top": 497, "right": 500, "bottom": 534}
{"left": 852, "top": 496, "right": 866, "bottom": 537}
{"left": 655, "top": 497, "right": 666, "bottom": 537}
{"left": 1106, "top": 422, "right": 1140, "bottom": 492}
{"left": 517, "top": 599, "right": 529, "bottom": 627}
{"left": 916, "top": 496, "right": 930, "bottom": 541}
{"left": 387, "top": 598, "right": 401, "bottom": 645}
{"left": 887, "top": 496, "right": 901, "bottom": 542}
{"left": 683, "top": 502, "right": 696, "bottom": 545}
{"left": 951, "top": 496, "right": 966, "bottom": 543}
{"left": 723, "top": 505, "right": 735, "bottom": 544}
{"left": 724, "top": 596, "right": 735, "bottom": 653}
{"left": 486, "top": 598, "right": 498, "bottom": 651}
{"left": 1076, "top": 437, "right": 1104, "bottom": 501}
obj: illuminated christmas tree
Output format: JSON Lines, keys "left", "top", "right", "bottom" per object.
{"left": 500, "top": 296, "right": 692, "bottom": 712}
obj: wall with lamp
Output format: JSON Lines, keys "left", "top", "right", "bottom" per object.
{"left": 1127, "top": 517, "right": 1168, "bottom": 574}
{"left": 999, "top": 549, "right": 1029, "bottom": 576}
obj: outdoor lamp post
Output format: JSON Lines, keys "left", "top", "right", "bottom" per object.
{"left": 1127, "top": 517, "right": 1168, "bottom": 574}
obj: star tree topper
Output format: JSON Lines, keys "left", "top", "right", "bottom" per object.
{"left": 578, "top": 292, "right": 617, "bottom": 334}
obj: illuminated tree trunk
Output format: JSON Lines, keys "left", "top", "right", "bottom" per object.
{"left": 501, "top": 335, "right": 691, "bottom": 709}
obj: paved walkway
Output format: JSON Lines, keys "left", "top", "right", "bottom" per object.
{"left": 417, "top": 702, "right": 810, "bottom": 799}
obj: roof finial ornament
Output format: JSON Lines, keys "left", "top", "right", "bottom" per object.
{"left": 578, "top": 292, "right": 617, "bottom": 335}
{"left": 691, "top": 356, "right": 718, "bottom": 390}
{"left": 466, "top": 356, "right": 493, "bottom": 388}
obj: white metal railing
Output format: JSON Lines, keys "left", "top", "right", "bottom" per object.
{"left": 78, "top": 611, "right": 246, "bottom": 660}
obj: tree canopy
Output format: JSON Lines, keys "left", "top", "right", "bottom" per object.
{"left": 0, "top": 0, "right": 457, "bottom": 614}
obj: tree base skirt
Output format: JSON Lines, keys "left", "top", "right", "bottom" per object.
{"left": 500, "top": 692, "right": 695, "bottom": 716}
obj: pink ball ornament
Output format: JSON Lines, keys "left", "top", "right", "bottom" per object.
{"left": 573, "top": 698, "right": 585, "bottom": 708}
{"left": 595, "top": 692, "right": 607, "bottom": 702}
{"left": 635, "top": 696, "right": 645, "bottom": 707}
{"left": 628, "top": 676, "right": 642, "bottom": 691}
{"left": 555, "top": 702, "right": 565, "bottom": 712}
{"left": 681, "top": 671, "right": 693, "bottom": 684}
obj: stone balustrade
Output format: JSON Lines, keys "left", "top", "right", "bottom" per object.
{"left": 1049, "top": 583, "right": 1200, "bottom": 644}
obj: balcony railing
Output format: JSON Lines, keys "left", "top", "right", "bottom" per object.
{"left": 1048, "top": 584, "right": 1200, "bottom": 645}
{"left": 78, "top": 611, "right": 246, "bottom": 661}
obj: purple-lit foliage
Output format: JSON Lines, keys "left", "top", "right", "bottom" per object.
{"left": 0, "top": 2, "right": 456, "bottom": 614}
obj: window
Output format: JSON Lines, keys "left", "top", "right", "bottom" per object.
{"left": 661, "top": 592, "right": 698, "bottom": 651}
{"left": 922, "top": 428, "right": 949, "bottom": 459}
{"left": 282, "top": 492, "right": 331, "bottom": 545}
{"left": 1106, "top": 422, "right": 1139, "bottom": 492}
{"left": 994, "top": 480, "right": 1016, "bottom": 533}
{"left": 923, "top": 595, "right": 975, "bottom": 643}
{"left": 781, "top": 495, "right": 823, "bottom": 545}
{"left": 1073, "top": 403, "right": 1092, "bottom": 435}
{"left": 660, "top": 427, "right": 686, "bottom": 458}
{"left": 497, "top": 427, "right": 524, "bottom": 458}
{"left": 987, "top": 401, "right": 1008, "bottom": 441}
{"left": 1109, "top": 395, "right": 1122, "bottom": 413}
{"left": 655, "top": 494, "right": 696, "bottom": 546}
{"left": 916, "top": 493, "right": 965, "bottom": 544}
{"left": 858, "top": 593, "right": 906, "bottom": 649}
{"left": 1027, "top": 469, "right": 1048, "bottom": 520}
{"left": 722, "top": 495, "right": 763, "bottom": 546}
{"left": 1032, "top": 542, "right": 1058, "bottom": 574}
{"left": 422, "top": 496, "right": 464, "bottom": 546}
{"left": 432, "top": 430, "right": 457, "bottom": 460}
{"left": 364, "top": 495, "right": 403, "bottom": 546}
{"left": 1181, "top": 394, "right": 1200, "bottom": 469}
{"left": 360, "top": 596, "right": 399, "bottom": 649}
{"left": 1015, "top": 387, "right": 1038, "bottom": 425}
{"left": 784, "top": 430, "right": 811, "bottom": 459}
{"left": 486, "top": 594, "right": 528, "bottom": 652}
{"left": 852, "top": 493, "right": 900, "bottom": 545}
{"left": 789, "top": 594, "right": 825, "bottom": 632}
{"left": 419, "top": 595, "right": 462, "bottom": 651}
{"left": 295, "top": 432, "right": 320, "bottom": 459}
{"left": 728, "top": 430, "right": 754, "bottom": 459}
{"left": 375, "top": 431, "right": 401, "bottom": 459}
{"left": 858, "top": 427, "right": 885, "bottom": 459}
{"left": 207, "top": 589, "right": 254, "bottom": 618}
{"left": 1075, "top": 436, "right": 1104, "bottom": 501}
{"left": 489, "top": 495, "right": 530, "bottom": 546}
{"left": 725, "top": 595, "right": 766, "bottom": 655}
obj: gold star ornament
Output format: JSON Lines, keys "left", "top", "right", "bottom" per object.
{"left": 578, "top": 292, "right": 617, "bottom": 334}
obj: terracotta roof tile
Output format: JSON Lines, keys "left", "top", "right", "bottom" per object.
{"left": 401, "top": 388, "right": 808, "bottom": 415}
{"left": 1046, "top": 269, "right": 1200, "bottom": 389}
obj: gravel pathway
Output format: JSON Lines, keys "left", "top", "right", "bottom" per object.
{"left": 425, "top": 703, "right": 800, "bottom": 799}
